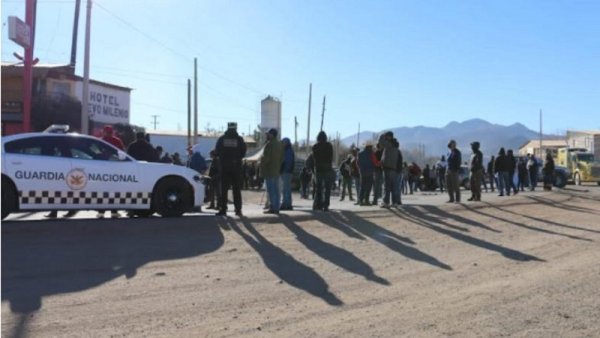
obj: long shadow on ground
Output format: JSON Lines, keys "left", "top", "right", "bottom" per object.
{"left": 326, "top": 210, "right": 453, "bottom": 270}
{"left": 219, "top": 216, "right": 344, "bottom": 306}
{"left": 279, "top": 214, "right": 390, "bottom": 285}
{"left": 462, "top": 203, "right": 594, "bottom": 241}
{"left": 392, "top": 206, "right": 545, "bottom": 262}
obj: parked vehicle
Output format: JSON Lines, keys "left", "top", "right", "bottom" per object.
{"left": 555, "top": 147, "right": 600, "bottom": 185}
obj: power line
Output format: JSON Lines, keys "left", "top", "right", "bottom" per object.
{"left": 93, "top": 0, "right": 269, "bottom": 96}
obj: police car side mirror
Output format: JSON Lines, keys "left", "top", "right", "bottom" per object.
{"left": 117, "top": 151, "right": 129, "bottom": 161}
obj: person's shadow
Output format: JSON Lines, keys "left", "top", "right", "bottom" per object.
{"left": 219, "top": 216, "right": 344, "bottom": 306}
{"left": 279, "top": 214, "right": 390, "bottom": 286}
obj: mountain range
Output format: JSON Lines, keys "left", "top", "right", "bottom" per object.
{"left": 342, "top": 118, "right": 557, "bottom": 157}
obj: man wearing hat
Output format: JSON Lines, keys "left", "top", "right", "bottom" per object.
{"left": 468, "top": 141, "right": 484, "bottom": 201}
{"left": 260, "top": 128, "right": 284, "bottom": 214}
{"left": 215, "top": 122, "right": 247, "bottom": 216}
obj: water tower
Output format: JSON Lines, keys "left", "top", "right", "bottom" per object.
{"left": 260, "top": 95, "right": 281, "bottom": 135}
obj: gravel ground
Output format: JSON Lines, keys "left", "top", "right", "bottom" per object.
{"left": 2, "top": 185, "right": 600, "bottom": 337}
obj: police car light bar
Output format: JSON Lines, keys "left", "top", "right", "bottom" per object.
{"left": 44, "top": 124, "right": 70, "bottom": 133}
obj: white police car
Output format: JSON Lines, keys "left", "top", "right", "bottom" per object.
{"left": 1, "top": 129, "right": 204, "bottom": 219}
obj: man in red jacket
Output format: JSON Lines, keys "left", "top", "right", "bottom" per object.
{"left": 101, "top": 125, "right": 125, "bottom": 150}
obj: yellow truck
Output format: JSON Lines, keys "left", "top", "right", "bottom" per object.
{"left": 556, "top": 147, "right": 600, "bottom": 185}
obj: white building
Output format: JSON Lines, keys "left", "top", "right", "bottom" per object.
{"left": 567, "top": 130, "right": 600, "bottom": 159}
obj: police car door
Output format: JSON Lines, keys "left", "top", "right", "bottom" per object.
{"left": 3, "top": 135, "right": 73, "bottom": 210}
{"left": 67, "top": 136, "right": 145, "bottom": 210}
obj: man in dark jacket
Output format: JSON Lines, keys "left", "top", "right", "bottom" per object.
{"left": 358, "top": 143, "right": 376, "bottom": 205}
{"left": 378, "top": 131, "right": 399, "bottom": 208}
{"left": 495, "top": 148, "right": 511, "bottom": 196}
{"left": 446, "top": 139, "right": 462, "bottom": 203}
{"left": 507, "top": 149, "right": 518, "bottom": 195}
{"left": 127, "top": 132, "right": 159, "bottom": 162}
{"left": 312, "top": 131, "right": 334, "bottom": 211}
{"left": 468, "top": 141, "right": 484, "bottom": 201}
{"left": 215, "top": 122, "right": 247, "bottom": 216}
{"left": 372, "top": 144, "right": 383, "bottom": 205}
{"left": 487, "top": 156, "right": 496, "bottom": 192}
{"left": 393, "top": 139, "right": 403, "bottom": 205}
{"left": 280, "top": 137, "right": 295, "bottom": 210}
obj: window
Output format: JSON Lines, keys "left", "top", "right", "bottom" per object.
{"left": 67, "top": 137, "right": 121, "bottom": 161}
{"left": 4, "top": 136, "right": 68, "bottom": 157}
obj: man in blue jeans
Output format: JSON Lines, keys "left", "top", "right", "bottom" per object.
{"left": 312, "top": 131, "right": 334, "bottom": 211}
{"left": 378, "top": 131, "right": 399, "bottom": 208}
{"left": 261, "top": 128, "right": 283, "bottom": 214}
{"left": 280, "top": 137, "right": 295, "bottom": 210}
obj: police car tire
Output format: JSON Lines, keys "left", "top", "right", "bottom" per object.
{"left": 153, "top": 177, "right": 192, "bottom": 217}
{"left": 2, "top": 177, "right": 17, "bottom": 220}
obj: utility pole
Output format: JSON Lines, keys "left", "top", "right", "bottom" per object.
{"left": 69, "top": 0, "right": 80, "bottom": 69}
{"left": 81, "top": 0, "right": 92, "bottom": 134}
{"left": 320, "top": 95, "right": 326, "bottom": 131}
{"left": 193, "top": 58, "right": 198, "bottom": 144}
{"left": 356, "top": 122, "right": 361, "bottom": 147}
{"left": 335, "top": 131, "right": 340, "bottom": 166}
{"left": 306, "top": 83, "right": 312, "bottom": 156}
{"left": 150, "top": 115, "right": 159, "bottom": 130}
{"left": 187, "top": 79, "right": 191, "bottom": 146}
{"left": 539, "top": 109, "right": 543, "bottom": 157}
{"left": 294, "top": 116, "right": 298, "bottom": 151}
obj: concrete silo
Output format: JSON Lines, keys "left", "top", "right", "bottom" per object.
{"left": 260, "top": 95, "right": 281, "bottom": 134}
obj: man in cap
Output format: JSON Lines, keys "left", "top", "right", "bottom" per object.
{"left": 468, "top": 141, "right": 484, "bottom": 201}
{"left": 446, "top": 139, "right": 462, "bottom": 203}
{"left": 261, "top": 128, "right": 284, "bottom": 214}
{"left": 215, "top": 122, "right": 247, "bottom": 216}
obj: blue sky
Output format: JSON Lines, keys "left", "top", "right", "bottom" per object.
{"left": 2, "top": 0, "right": 599, "bottom": 139}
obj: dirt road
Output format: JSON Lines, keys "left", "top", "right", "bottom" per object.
{"left": 2, "top": 187, "right": 599, "bottom": 337}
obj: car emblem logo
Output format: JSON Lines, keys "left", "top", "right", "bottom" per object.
{"left": 66, "top": 168, "right": 87, "bottom": 190}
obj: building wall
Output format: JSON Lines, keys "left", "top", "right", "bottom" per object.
{"left": 567, "top": 131, "right": 599, "bottom": 158}
{"left": 1, "top": 75, "right": 24, "bottom": 135}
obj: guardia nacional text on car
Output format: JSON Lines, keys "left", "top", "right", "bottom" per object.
{"left": 1, "top": 127, "right": 205, "bottom": 219}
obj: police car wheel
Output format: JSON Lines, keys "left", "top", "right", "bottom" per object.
{"left": 153, "top": 177, "right": 191, "bottom": 217}
{"left": 1, "top": 177, "right": 17, "bottom": 220}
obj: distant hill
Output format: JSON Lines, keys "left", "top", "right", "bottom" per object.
{"left": 342, "top": 118, "right": 557, "bottom": 157}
